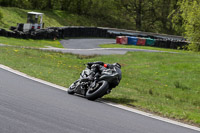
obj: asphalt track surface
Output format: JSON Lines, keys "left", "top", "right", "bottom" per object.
{"left": 60, "top": 38, "right": 116, "bottom": 49}
{"left": 57, "top": 39, "right": 176, "bottom": 55}
{"left": 1, "top": 39, "right": 176, "bottom": 55}
{"left": 0, "top": 68, "right": 199, "bottom": 133}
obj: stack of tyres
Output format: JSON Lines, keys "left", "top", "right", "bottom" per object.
{"left": 116, "top": 36, "right": 122, "bottom": 44}
{"left": 158, "top": 40, "right": 167, "bottom": 48}
{"left": 89, "top": 27, "right": 96, "bottom": 37}
{"left": 82, "top": 27, "right": 87, "bottom": 37}
{"left": 116, "top": 36, "right": 128, "bottom": 44}
{"left": 154, "top": 40, "right": 161, "bottom": 47}
{"left": 146, "top": 38, "right": 155, "bottom": 46}
{"left": 98, "top": 28, "right": 102, "bottom": 37}
{"left": 92, "top": 27, "right": 98, "bottom": 37}
{"left": 96, "top": 28, "right": 100, "bottom": 37}
{"left": 69, "top": 27, "right": 74, "bottom": 37}
{"left": 75, "top": 27, "right": 80, "bottom": 37}
{"left": 67, "top": 27, "right": 72, "bottom": 37}
{"left": 166, "top": 40, "right": 172, "bottom": 48}
{"left": 122, "top": 36, "right": 128, "bottom": 44}
{"left": 163, "top": 40, "right": 169, "bottom": 48}
{"left": 170, "top": 41, "right": 178, "bottom": 49}
{"left": 84, "top": 27, "right": 89, "bottom": 37}
{"left": 99, "top": 29, "right": 107, "bottom": 38}
{"left": 58, "top": 28, "right": 64, "bottom": 39}
{"left": 73, "top": 27, "right": 78, "bottom": 37}
{"left": 78, "top": 27, "right": 83, "bottom": 37}
{"left": 128, "top": 36, "right": 138, "bottom": 45}
{"left": 0, "top": 29, "right": 7, "bottom": 37}
{"left": 137, "top": 38, "right": 146, "bottom": 46}
{"left": 63, "top": 27, "right": 68, "bottom": 37}
{"left": 65, "top": 27, "right": 71, "bottom": 37}
{"left": 6, "top": 31, "right": 15, "bottom": 38}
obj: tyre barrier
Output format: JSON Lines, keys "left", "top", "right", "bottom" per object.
{"left": 0, "top": 27, "right": 188, "bottom": 49}
{"left": 116, "top": 36, "right": 188, "bottom": 49}
{"left": 0, "top": 28, "right": 59, "bottom": 40}
{"left": 0, "top": 27, "right": 110, "bottom": 39}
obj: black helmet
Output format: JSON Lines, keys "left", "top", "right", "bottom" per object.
{"left": 113, "top": 63, "right": 121, "bottom": 69}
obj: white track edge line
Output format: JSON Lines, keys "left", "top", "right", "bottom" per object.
{"left": 0, "top": 64, "right": 199, "bottom": 132}
{"left": 0, "top": 64, "right": 67, "bottom": 91}
{"left": 101, "top": 101, "right": 200, "bottom": 132}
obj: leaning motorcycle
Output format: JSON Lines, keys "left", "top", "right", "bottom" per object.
{"left": 68, "top": 63, "right": 122, "bottom": 100}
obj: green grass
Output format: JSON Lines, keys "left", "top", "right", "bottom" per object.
{"left": 100, "top": 44, "right": 190, "bottom": 53}
{"left": 0, "top": 7, "right": 104, "bottom": 30}
{"left": 0, "top": 46, "right": 200, "bottom": 126}
{"left": 0, "top": 36, "right": 63, "bottom": 48}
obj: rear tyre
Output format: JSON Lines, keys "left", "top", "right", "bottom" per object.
{"left": 86, "top": 80, "right": 109, "bottom": 101}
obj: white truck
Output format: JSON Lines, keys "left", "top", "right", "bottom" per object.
{"left": 14, "top": 12, "right": 44, "bottom": 32}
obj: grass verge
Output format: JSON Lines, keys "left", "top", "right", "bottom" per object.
{"left": 0, "top": 7, "right": 106, "bottom": 30}
{"left": 0, "top": 36, "right": 63, "bottom": 48}
{"left": 100, "top": 44, "right": 190, "bottom": 53}
{"left": 0, "top": 46, "right": 199, "bottom": 126}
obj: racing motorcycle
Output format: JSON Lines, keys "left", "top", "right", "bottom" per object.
{"left": 68, "top": 62, "right": 122, "bottom": 100}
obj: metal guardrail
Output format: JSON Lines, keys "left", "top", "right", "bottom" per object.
{"left": 98, "top": 27, "right": 185, "bottom": 41}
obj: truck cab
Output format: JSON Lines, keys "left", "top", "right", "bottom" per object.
{"left": 16, "top": 12, "right": 44, "bottom": 32}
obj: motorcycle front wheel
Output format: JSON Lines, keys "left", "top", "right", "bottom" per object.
{"left": 86, "top": 80, "right": 109, "bottom": 101}
{"left": 68, "top": 80, "right": 79, "bottom": 94}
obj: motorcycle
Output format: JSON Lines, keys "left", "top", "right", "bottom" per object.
{"left": 68, "top": 62, "right": 122, "bottom": 100}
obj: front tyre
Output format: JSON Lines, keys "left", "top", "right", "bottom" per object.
{"left": 86, "top": 80, "right": 109, "bottom": 101}
{"left": 68, "top": 80, "right": 79, "bottom": 94}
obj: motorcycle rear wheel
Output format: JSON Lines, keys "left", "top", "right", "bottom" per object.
{"left": 86, "top": 80, "right": 109, "bottom": 101}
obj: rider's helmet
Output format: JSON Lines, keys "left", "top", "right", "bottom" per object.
{"left": 91, "top": 64, "right": 100, "bottom": 73}
{"left": 113, "top": 63, "right": 121, "bottom": 69}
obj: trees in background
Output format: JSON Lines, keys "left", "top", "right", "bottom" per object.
{"left": 0, "top": 0, "right": 200, "bottom": 51}
{"left": 0, "top": 0, "right": 180, "bottom": 33}
{"left": 171, "top": 0, "right": 200, "bottom": 51}
{"left": 113, "top": 0, "right": 179, "bottom": 34}
{"left": 179, "top": 0, "right": 200, "bottom": 51}
{"left": 0, "top": 10, "right": 2, "bottom": 21}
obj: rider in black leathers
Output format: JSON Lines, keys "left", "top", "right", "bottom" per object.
{"left": 87, "top": 61, "right": 122, "bottom": 83}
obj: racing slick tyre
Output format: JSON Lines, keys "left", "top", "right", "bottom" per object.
{"left": 86, "top": 80, "right": 109, "bottom": 101}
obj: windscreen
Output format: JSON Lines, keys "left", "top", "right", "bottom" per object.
{"left": 27, "top": 14, "right": 35, "bottom": 23}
